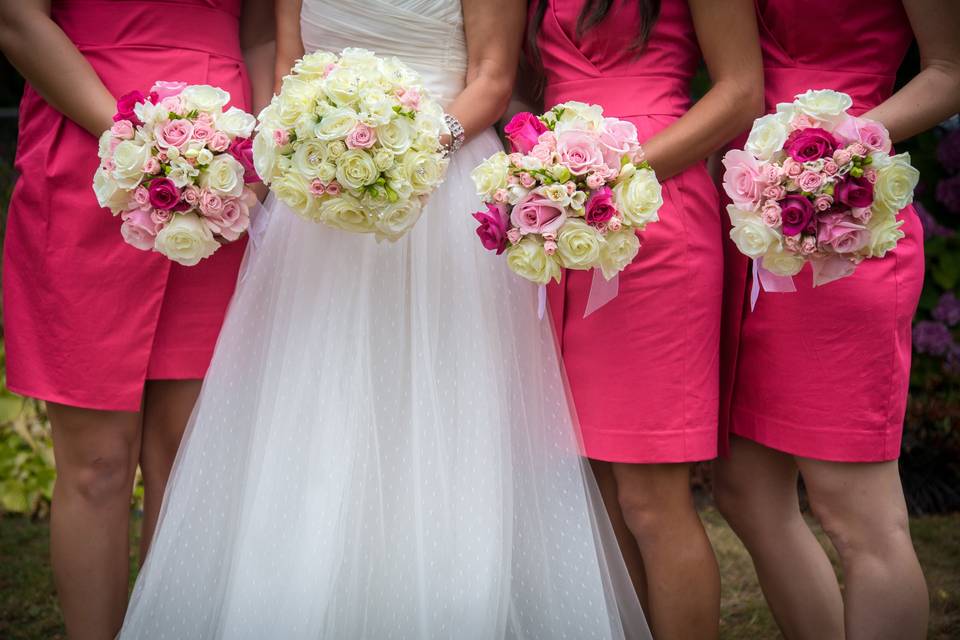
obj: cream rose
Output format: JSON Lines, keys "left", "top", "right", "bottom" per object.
{"left": 111, "top": 140, "right": 151, "bottom": 188}
{"left": 335, "top": 149, "right": 379, "bottom": 190}
{"left": 866, "top": 212, "right": 905, "bottom": 258}
{"left": 252, "top": 130, "right": 279, "bottom": 182}
{"left": 201, "top": 154, "right": 244, "bottom": 197}
{"left": 377, "top": 117, "right": 413, "bottom": 155}
{"left": 324, "top": 67, "right": 361, "bottom": 106}
{"left": 318, "top": 193, "right": 374, "bottom": 233}
{"left": 599, "top": 228, "right": 640, "bottom": 279}
{"left": 730, "top": 213, "right": 779, "bottom": 259}
{"left": 612, "top": 167, "right": 663, "bottom": 228}
{"left": 273, "top": 172, "right": 314, "bottom": 216}
{"left": 293, "top": 50, "right": 338, "bottom": 77}
{"left": 93, "top": 168, "right": 128, "bottom": 213}
{"left": 745, "top": 113, "right": 790, "bottom": 162}
{"left": 557, "top": 219, "right": 602, "bottom": 269}
{"left": 872, "top": 152, "right": 919, "bottom": 215}
{"left": 399, "top": 150, "right": 446, "bottom": 194}
{"left": 554, "top": 101, "right": 604, "bottom": 133}
{"left": 292, "top": 139, "right": 329, "bottom": 179}
{"left": 471, "top": 152, "right": 511, "bottom": 200}
{"left": 314, "top": 107, "right": 360, "bottom": 141}
{"left": 375, "top": 200, "right": 423, "bottom": 241}
{"left": 761, "top": 248, "right": 805, "bottom": 276}
{"left": 506, "top": 237, "right": 562, "bottom": 285}
{"left": 793, "top": 89, "right": 852, "bottom": 124}
{"left": 154, "top": 213, "right": 220, "bottom": 266}
{"left": 180, "top": 85, "right": 231, "bottom": 112}
{"left": 217, "top": 106, "right": 256, "bottom": 138}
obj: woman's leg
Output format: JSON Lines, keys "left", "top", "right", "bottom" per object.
{"left": 797, "top": 457, "right": 928, "bottom": 640}
{"left": 714, "top": 436, "right": 844, "bottom": 639}
{"left": 138, "top": 379, "right": 203, "bottom": 560}
{"left": 47, "top": 402, "right": 142, "bottom": 640}
{"left": 611, "top": 462, "right": 720, "bottom": 640}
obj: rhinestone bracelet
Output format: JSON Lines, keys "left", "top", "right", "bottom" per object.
{"left": 443, "top": 113, "right": 465, "bottom": 156}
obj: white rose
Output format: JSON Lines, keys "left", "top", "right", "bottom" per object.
{"left": 399, "top": 150, "right": 447, "bottom": 194}
{"left": 92, "top": 168, "right": 128, "bottom": 213}
{"left": 97, "top": 130, "right": 113, "bottom": 159}
{"left": 316, "top": 161, "right": 336, "bottom": 183}
{"left": 293, "top": 50, "right": 338, "bottom": 77}
{"left": 506, "top": 237, "right": 562, "bottom": 285}
{"left": 793, "top": 89, "right": 853, "bottom": 124}
{"left": 612, "top": 167, "right": 662, "bottom": 227}
{"left": 745, "top": 113, "right": 790, "bottom": 162}
{"left": 557, "top": 220, "right": 602, "bottom": 269}
{"left": 318, "top": 193, "right": 374, "bottom": 233}
{"left": 375, "top": 200, "right": 423, "bottom": 241}
{"left": 167, "top": 156, "right": 200, "bottom": 188}
{"left": 340, "top": 47, "right": 380, "bottom": 70}
{"left": 377, "top": 117, "right": 413, "bottom": 155}
{"left": 380, "top": 56, "right": 419, "bottom": 88}
{"left": 292, "top": 139, "right": 329, "bottom": 180}
{"left": 326, "top": 140, "right": 348, "bottom": 160}
{"left": 111, "top": 140, "right": 151, "bottom": 188}
{"left": 252, "top": 130, "right": 279, "bottom": 182}
{"left": 180, "top": 85, "right": 231, "bottom": 113}
{"left": 217, "top": 106, "right": 256, "bottom": 138}
{"left": 196, "top": 148, "right": 214, "bottom": 166}
{"left": 598, "top": 228, "right": 640, "bottom": 279}
{"left": 314, "top": 107, "right": 359, "bottom": 141}
{"left": 761, "top": 248, "right": 805, "bottom": 276}
{"left": 372, "top": 148, "right": 395, "bottom": 171}
{"left": 154, "top": 213, "right": 220, "bottom": 266}
{"left": 274, "top": 79, "right": 315, "bottom": 128}
{"left": 273, "top": 172, "right": 314, "bottom": 217}
{"left": 324, "top": 67, "right": 361, "bottom": 106}
{"left": 872, "top": 152, "right": 919, "bottom": 215}
{"left": 554, "top": 101, "right": 604, "bottom": 132}
{"left": 471, "top": 151, "right": 511, "bottom": 199}
{"left": 729, "top": 209, "right": 779, "bottom": 259}
{"left": 133, "top": 100, "right": 168, "bottom": 127}
{"left": 359, "top": 89, "right": 396, "bottom": 126}
{"left": 201, "top": 154, "right": 244, "bottom": 197}
{"left": 866, "top": 211, "right": 905, "bottom": 258}
{"left": 336, "top": 149, "right": 379, "bottom": 190}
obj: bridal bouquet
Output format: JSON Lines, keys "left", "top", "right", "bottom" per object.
{"left": 93, "top": 81, "right": 258, "bottom": 266}
{"left": 470, "top": 102, "right": 662, "bottom": 285}
{"left": 724, "top": 89, "right": 919, "bottom": 285}
{"left": 253, "top": 48, "right": 448, "bottom": 241}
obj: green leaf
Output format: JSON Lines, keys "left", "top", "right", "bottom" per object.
{"left": 0, "top": 394, "right": 24, "bottom": 424}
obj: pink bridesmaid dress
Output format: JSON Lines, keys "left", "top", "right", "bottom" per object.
{"left": 721, "top": 0, "right": 923, "bottom": 461}
{"left": 3, "top": 0, "right": 250, "bottom": 411}
{"left": 536, "top": 0, "right": 723, "bottom": 462}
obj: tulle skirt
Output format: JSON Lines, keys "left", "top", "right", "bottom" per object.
{"left": 120, "top": 129, "right": 649, "bottom": 640}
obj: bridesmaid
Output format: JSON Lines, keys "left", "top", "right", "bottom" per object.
{"left": 530, "top": 1, "right": 762, "bottom": 636}
{"left": 715, "top": 1, "right": 960, "bottom": 639}
{"left": 0, "top": 1, "right": 274, "bottom": 638}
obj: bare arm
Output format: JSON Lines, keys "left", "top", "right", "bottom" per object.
{"left": 446, "top": 0, "right": 525, "bottom": 143}
{"left": 242, "top": 0, "right": 277, "bottom": 115}
{"left": 641, "top": 0, "right": 763, "bottom": 180}
{"left": 863, "top": 0, "right": 960, "bottom": 142}
{"left": 274, "top": 0, "right": 304, "bottom": 92}
{"left": 0, "top": 0, "right": 115, "bottom": 136}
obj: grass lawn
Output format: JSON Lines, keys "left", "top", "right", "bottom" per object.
{"left": 1, "top": 508, "right": 958, "bottom": 639}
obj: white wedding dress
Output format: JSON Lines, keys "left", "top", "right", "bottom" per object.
{"left": 120, "top": 1, "right": 650, "bottom": 638}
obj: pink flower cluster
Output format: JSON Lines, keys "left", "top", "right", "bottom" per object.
{"left": 94, "top": 81, "right": 259, "bottom": 265}
{"left": 472, "top": 103, "right": 661, "bottom": 285}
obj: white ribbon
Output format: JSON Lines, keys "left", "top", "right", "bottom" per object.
{"left": 583, "top": 268, "right": 619, "bottom": 318}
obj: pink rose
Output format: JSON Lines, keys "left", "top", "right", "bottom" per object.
{"left": 834, "top": 116, "right": 891, "bottom": 154}
{"left": 511, "top": 190, "right": 566, "bottom": 235}
{"left": 797, "top": 170, "right": 824, "bottom": 192}
{"left": 228, "top": 138, "right": 258, "bottom": 183}
{"left": 504, "top": 112, "right": 548, "bottom": 154}
{"left": 849, "top": 142, "right": 868, "bottom": 157}
{"left": 310, "top": 180, "right": 327, "bottom": 196}
{"left": 143, "top": 156, "right": 161, "bottom": 174}
{"left": 801, "top": 236, "right": 818, "bottom": 255}
{"left": 191, "top": 121, "right": 215, "bottom": 145}
{"left": 111, "top": 120, "right": 135, "bottom": 140}
{"left": 148, "top": 178, "right": 181, "bottom": 211}
{"left": 199, "top": 189, "right": 224, "bottom": 216}
{"left": 182, "top": 185, "right": 202, "bottom": 206}
{"left": 813, "top": 194, "right": 834, "bottom": 211}
{"left": 598, "top": 117, "right": 639, "bottom": 166}
{"left": 761, "top": 202, "right": 782, "bottom": 227}
{"left": 155, "top": 119, "right": 194, "bottom": 149}
{"left": 530, "top": 143, "right": 554, "bottom": 164}
{"left": 544, "top": 239, "right": 558, "bottom": 255}
{"left": 120, "top": 207, "right": 160, "bottom": 250}
{"left": 784, "top": 127, "right": 839, "bottom": 163}
{"left": 760, "top": 162, "right": 781, "bottom": 184}
{"left": 204, "top": 197, "right": 250, "bottom": 241}
{"left": 784, "top": 235, "right": 802, "bottom": 252}
{"left": 273, "top": 129, "right": 290, "bottom": 146}
{"left": 556, "top": 130, "right": 605, "bottom": 176}
{"left": 586, "top": 173, "right": 605, "bottom": 190}
{"left": 133, "top": 186, "right": 150, "bottom": 206}
{"left": 762, "top": 184, "right": 787, "bottom": 201}
{"left": 519, "top": 173, "right": 536, "bottom": 189}
{"left": 817, "top": 212, "right": 868, "bottom": 253}
{"left": 584, "top": 186, "right": 617, "bottom": 227}
{"left": 324, "top": 181, "right": 341, "bottom": 196}
{"left": 851, "top": 206, "right": 872, "bottom": 222}
{"left": 607, "top": 217, "right": 622, "bottom": 232}
{"left": 472, "top": 203, "right": 510, "bottom": 254}
{"left": 722, "top": 149, "right": 765, "bottom": 209}
{"left": 150, "top": 81, "right": 187, "bottom": 100}
{"left": 114, "top": 90, "right": 147, "bottom": 125}
{"left": 158, "top": 95, "right": 185, "bottom": 115}
{"left": 783, "top": 158, "right": 804, "bottom": 178}
{"left": 791, "top": 114, "right": 818, "bottom": 130}
{"left": 208, "top": 131, "right": 231, "bottom": 153}
{"left": 833, "top": 149, "right": 852, "bottom": 166}
{"left": 396, "top": 87, "right": 421, "bottom": 111}
{"left": 823, "top": 160, "right": 839, "bottom": 176}
{"left": 151, "top": 209, "right": 172, "bottom": 227}
{"left": 863, "top": 168, "right": 878, "bottom": 184}
{"left": 507, "top": 228, "right": 522, "bottom": 245}
{"left": 493, "top": 188, "right": 509, "bottom": 203}
{"left": 345, "top": 123, "right": 377, "bottom": 149}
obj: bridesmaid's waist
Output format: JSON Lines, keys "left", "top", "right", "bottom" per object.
{"left": 53, "top": 1, "right": 242, "bottom": 61}
{"left": 544, "top": 77, "right": 690, "bottom": 119}
{"left": 763, "top": 65, "right": 896, "bottom": 116}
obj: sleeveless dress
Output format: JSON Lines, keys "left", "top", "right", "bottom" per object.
{"left": 536, "top": 0, "right": 723, "bottom": 463}
{"left": 721, "top": 0, "right": 922, "bottom": 462}
{"left": 3, "top": 0, "right": 250, "bottom": 411}
{"left": 119, "top": 1, "right": 650, "bottom": 638}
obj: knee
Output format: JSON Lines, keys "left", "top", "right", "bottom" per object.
{"left": 616, "top": 481, "right": 695, "bottom": 544}
{"left": 59, "top": 445, "right": 136, "bottom": 509}
{"left": 810, "top": 497, "right": 912, "bottom": 562}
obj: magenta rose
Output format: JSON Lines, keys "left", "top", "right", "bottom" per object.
{"left": 504, "top": 112, "right": 548, "bottom": 154}
{"left": 114, "top": 90, "right": 147, "bottom": 125}
{"left": 148, "top": 178, "right": 181, "bottom": 211}
{"left": 835, "top": 176, "right": 874, "bottom": 209}
{"left": 779, "top": 195, "right": 815, "bottom": 236}
{"left": 472, "top": 203, "right": 510, "bottom": 254}
{"left": 584, "top": 186, "right": 616, "bottom": 227}
{"left": 511, "top": 190, "right": 566, "bottom": 235}
{"left": 228, "top": 137, "right": 258, "bottom": 183}
{"left": 784, "top": 127, "right": 839, "bottom": 162}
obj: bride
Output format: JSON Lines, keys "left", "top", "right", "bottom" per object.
{"left": 120, "top": 1, "right": 650, "bottom": 638}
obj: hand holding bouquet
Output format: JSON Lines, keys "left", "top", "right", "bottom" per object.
{"left": 470, "top": 101, "right": 663, "bottom": 286}
{"left": 723, "top": 89, "right": 919, "bottom": 285}
{"left": 252, "top": 48, "right": 449, "bottom": 241}
{"left": 93, "top": 81, "right": 258, "bottom": 266}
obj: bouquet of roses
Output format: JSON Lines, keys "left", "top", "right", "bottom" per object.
{"left": 470, "top": 101, "right": 662, "bottom": 286}
{"left": 252, "top": 48, "right": 448, "bottom": 241}
{"left": 93, "top": 81, "right": 258, "bottom": 266}
{"left": 723, "top": 89, "right": 919, "bottom": 286}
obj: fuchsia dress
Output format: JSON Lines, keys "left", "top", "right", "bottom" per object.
{"left": 3, "top": 0, "right": 250, "bottom": 411}
{"left": 722, "top": 0, "right": 923, "bottom": 462}
{"left": 537, "top": 0, "right": 723, "bottom": 463}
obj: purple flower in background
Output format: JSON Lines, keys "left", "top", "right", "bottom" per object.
{"left": 946, "top": 344, "right": 960, "bottom": 375}
{"left": 916, "top": 202, "right": 954, "bottom": 240}
{"left": 937, "top": 128, "right": 960, "bottom": 173}
{"left": 936, "top": 174, "right": 960, "bottom": 215}
{"left": 913, "top": 321, "right": 955, "bottom": 357}
{"left": 933, "top": 292, "right": 960, "bottom": 327}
